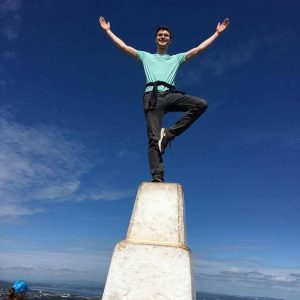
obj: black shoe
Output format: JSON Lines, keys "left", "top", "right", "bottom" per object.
{"left": 158, "top": 128, "right": 171, "bottom": 154}
{"left": 151, "top": 177, "right": 164, "bottom": 182}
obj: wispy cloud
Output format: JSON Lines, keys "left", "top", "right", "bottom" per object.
{"left": 0, "top": 110, "right": 133, "bottom": 219}
{"left": 0, "top": 202, "right": 43, "bottom": 218}
{"left": 0, "top": 0, "right": 23, "bottom": 86}
{"left": 290, "top": 273, "right": 300, "bottom": 279}
{"left": 179, "top": 29, "right": 295, "bottom": 86}
{"left": 179, "top": 39, "right": 257, "bottom": 86}
{"left": 2, "top": 49, "right": 17, "bottom": 60}
{"left": 0, "top": 248, "right": 111, "bottom": 282}
{"left": 219, "top": 127, "right": 300, "bottom": 152}
{"left": 76, "top": 187, "right": 134, "bottom": 202}
{"left": 117, "top": 148, "right": 141, "bottom": 158}
{"left": 217, "top": 269, "right": 299, "bottom": 286}
{"left": 185, "top": 41, "right": 256, "bottom": 84}
{"left": 240, "top": 129, "right": 300, "bottom": 150}
{"left": 0, "top": 113, "right": 89, "bottom": 203}
{"left": 0, "top": 0, "right": 23, "bottom": 41}
{"left": 194, "top": 257, "right": 300, "bottom": 299}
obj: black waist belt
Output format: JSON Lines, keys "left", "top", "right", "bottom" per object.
{"left": 145, "top": 81, "right": 183, "bottom": 110}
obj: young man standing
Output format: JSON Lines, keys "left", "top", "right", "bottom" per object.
{"left": 99, "top": 16, "right": 230, "bottom": 182}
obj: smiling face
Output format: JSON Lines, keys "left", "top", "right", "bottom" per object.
{"left": 155, "top": 29, "right": 172, "bottom": 50}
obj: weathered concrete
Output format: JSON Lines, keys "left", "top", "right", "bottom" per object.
{"left": 102, "top": 182, "right": 195, "bottom": 300}
{"left": 127, "top": 182, "right": 187, "bottom": 247}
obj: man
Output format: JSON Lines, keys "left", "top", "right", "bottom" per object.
{"left": 7, "top": 280, "right": 28, "bottom": 300}
{"left": 99, "top": 16, "right": 230, "bottom": 182}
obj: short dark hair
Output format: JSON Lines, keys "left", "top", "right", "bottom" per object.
{"left": 155, "top": 26, "right": 172, "bottom": 39}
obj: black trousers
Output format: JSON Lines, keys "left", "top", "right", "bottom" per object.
{"left": 144, "top": 91, "right": 208, "bottom": 180}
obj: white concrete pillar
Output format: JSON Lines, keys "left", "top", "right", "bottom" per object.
{"left": 102, "top": 182, "right": 196, "bottom": 300}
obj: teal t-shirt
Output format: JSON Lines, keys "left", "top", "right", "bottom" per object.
{"left": 137, "top": 51, "right": 186, "bottom": 92}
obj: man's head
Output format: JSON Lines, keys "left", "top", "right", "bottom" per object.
{"left": 11, "top": 280, "right": 28, "bottom": 300}
{"left": 155, "top": 26, "right": 172, "bottom": 50}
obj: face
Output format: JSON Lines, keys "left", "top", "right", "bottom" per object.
{"left": 155, "top": 30, "right": 171, "bottom": 48}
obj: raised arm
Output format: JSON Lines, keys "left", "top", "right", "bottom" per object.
{"left": 99, "top": 16, "right": 138, "bottom": 59}
{"left": 185, "top": 18, "right": 230, "bottom": 61}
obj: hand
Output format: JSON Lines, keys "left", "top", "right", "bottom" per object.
{"left": 99, "top": 16, "right": 110, "bottom": 31}
{"left": 216, "top": 18, "right": 230, "bottom": 33}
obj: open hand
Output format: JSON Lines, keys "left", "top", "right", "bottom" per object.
{"left": 99, "top": 16, "right": 110, "bottom": 31}
{"left": 216, "top": 18, "right": 230, "bottom": 33}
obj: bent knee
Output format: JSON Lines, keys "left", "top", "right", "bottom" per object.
{"left": 200, "top": 98, "right": 208, "bottom": 107}
{"left": 195, "top": 98, "right": 208, "bottom": 111}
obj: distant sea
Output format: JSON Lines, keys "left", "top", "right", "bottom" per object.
{"left": 1, "top": 280, "right": 283, "bottom": 300}
{"left": 29, "top": 283, "right": 283, "bottom": 300}
{"left": 30, "top": 282, "right": 102, "bottom": 297}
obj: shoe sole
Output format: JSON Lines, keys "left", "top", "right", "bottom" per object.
{"left": 151, "top": 178, "right": 164, "bottom": 182}
{"left": 158, "top": 128, "right": 165, "bottom": 153}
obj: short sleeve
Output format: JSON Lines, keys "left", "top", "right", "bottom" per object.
{"left": 175, "top": 52, "right": 187, "bottom": 65}
{"left": 137, "top": 50, "right": 147, "bottom": 62}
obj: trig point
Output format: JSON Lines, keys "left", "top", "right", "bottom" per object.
{"left": 102, "top": 182, "right": 196, "bottom": 300}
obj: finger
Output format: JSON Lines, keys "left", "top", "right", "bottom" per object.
{"left": 224, "top": 18, "right": 230, "bottom": 25}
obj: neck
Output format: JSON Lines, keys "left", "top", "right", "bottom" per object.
{"left": 156, "top": 45, "right": 169, "bottom": 55}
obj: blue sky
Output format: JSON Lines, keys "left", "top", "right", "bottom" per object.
{"left": 0, "top": 0, "right": 299, "bottom": 299}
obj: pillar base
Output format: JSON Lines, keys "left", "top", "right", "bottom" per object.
{"left": 102, "top": 240, "right": 195, "bottom": 300}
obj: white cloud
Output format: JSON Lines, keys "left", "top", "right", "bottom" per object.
{"left": 180, "top": 39, "right": 257, "bottom": 85}
{"left": 0, "top": 0, "right": 22, "bottom": 86}
{"left": 0, "top": 248, "right": 111, "bottom": 282}
{"left": 117, "top": 148, "right": 141, "bottom": 158}
{"left": 0, "top": 110, "right": 134, "bottom": 219}
{"left": 0, "top": 0, "right": 22, "bottom": 14}
{"left": 2, "top": 50, "right": 17, "bottom": 60}
{"left": 179, "top": 30, "right": 294, "bottom": 86}
{"left": 1, "top": 247, "right": 299, "bottom": 299}
{"left": 193, "top": 257, "right": 300, "bottom": 300}
{"left": 217, "top": 269, "right": 299, "bottom": 286}
{"left": 0, "top": 0, "right": 23, "bottom": 41}
{"left": 0, "top": 202, "right": 43, "bottom": 218}
{"left": 0, "top": 114, "right": 89, "bottom": 207}
{"left": 76, "top": 184, "right": 134, "bottom": 202}
{"left": 219, "top": 127, "right": 300, "bottom": 152}
{"left": 0, "top": 78, "right": 7, "bottom": 86}
{"left": 32, "top": 180, "right": 81, "bottom": 200}
{"left": 241, "top": 129, "right": 300, "bottom": 150}
{"left": 0, "top": 116, "right": 79, "bottom": 214}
